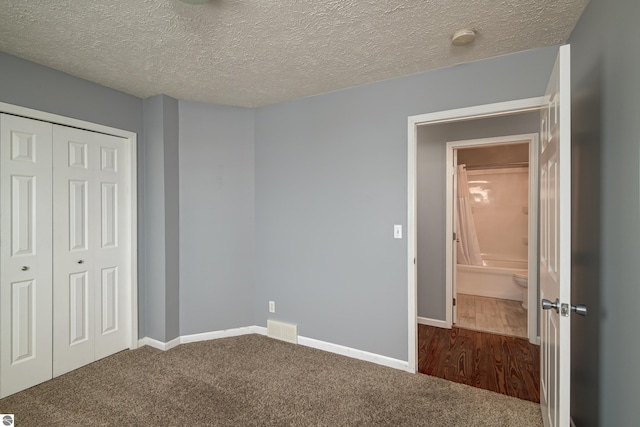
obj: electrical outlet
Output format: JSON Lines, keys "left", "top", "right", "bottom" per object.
{"left": 394, "top": 224, "right": 402, "bottom": 239}
{"left": 269, "top": 301, "right": 275, "bottom": 313}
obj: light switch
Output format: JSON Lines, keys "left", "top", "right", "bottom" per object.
{"left": 394, "top": 224, "right": 402, "bottom": 239}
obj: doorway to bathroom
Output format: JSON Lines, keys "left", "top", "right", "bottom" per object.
{"left": 412, "top": 110, "right": 541, "bottom": 347}
{"left": 446, "top": 134, "right": 539, "bottom": 342}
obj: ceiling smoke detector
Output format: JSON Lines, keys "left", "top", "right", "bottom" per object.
{"left": 451, "top": 29, "right": 476, "bottom": 46}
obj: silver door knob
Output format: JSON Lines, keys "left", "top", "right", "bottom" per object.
{"left": 571, "top": 304, "right": 587, "bottom": 316}
{"left": 541, "top": 298, "right": 560, "bottom": 313}
{"left": 21, "top": 266, "right": 29, "bottom": 271}
{"left": 77, "top": 260, "right": 84, "bottom": 264}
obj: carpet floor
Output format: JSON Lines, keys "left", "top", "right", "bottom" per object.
{"left": 0, "top": 334, "right": 542, "bottom": 426}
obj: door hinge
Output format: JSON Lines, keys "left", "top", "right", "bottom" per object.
{"left": 453, "top": 298, "right": 457, "bottom": 306}
{"left": 453, "top": 232, "right": 457, "bottom": 241}
{"left": 414, "top": 258, "right": 416, "bottom": 265}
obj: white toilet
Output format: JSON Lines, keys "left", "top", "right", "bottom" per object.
{"left": 513, "top": 271, "right": 528, "bottom": 310}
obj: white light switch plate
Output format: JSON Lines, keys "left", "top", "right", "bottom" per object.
{"left": 394, "top": 224, "right": 402, "bottom": 239}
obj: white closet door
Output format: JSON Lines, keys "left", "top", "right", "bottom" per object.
{"left": 52, "top": 125, "right": 129, "bottom": 377}
{"left": 93, "top": 132, "right": 129, "bottom": 361}
{"left": 0, "top": 114, "right": 53, "bottom": 398}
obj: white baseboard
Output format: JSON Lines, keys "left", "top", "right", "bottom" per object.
{"left": 297, "top": 335, "right": 409, "bottom": 371}
{"left": 180, "top": 326, "right": 261, "bottom": 344}
{"left": 417, "top": 316, "right": 449, "bottom": 328}
{"left": 139, "top": 336, "right": 180, "bottom": 351}
{"left": 137, "top": 325, "right": 408, "bottom": 372}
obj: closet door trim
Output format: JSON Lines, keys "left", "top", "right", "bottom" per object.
{"left": 0, "top": 101, "right": 139, "bottom": 351}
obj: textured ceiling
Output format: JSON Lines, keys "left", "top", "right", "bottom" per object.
{"left": 0, "top": 0, "right": 588, "bottom": 108}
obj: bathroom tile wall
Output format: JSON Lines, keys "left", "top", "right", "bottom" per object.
{"left": 466, "top": 167, "right": 529, "bottom": 262}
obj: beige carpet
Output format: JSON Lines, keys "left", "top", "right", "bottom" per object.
{"left": 0, "top": 334, "right": 542, "bottom": 426}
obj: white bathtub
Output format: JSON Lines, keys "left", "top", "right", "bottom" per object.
{"left": 456, "top": 259, "right": 527, "bottom": 301}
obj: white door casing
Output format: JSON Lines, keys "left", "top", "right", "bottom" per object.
{"left": 53, "top": 125, "right": 130, "bottom": 377}
{"left": 0, "top": 114, "right": 54, "bottom": 398}
{"left": 539, "top": 44, "right": 571, "bottom": 427}
{"left": 443, "top": 133, "right": 539, "bottom": 339}
{"left": 451, "top": 149, "right": 458, "bottom": 325}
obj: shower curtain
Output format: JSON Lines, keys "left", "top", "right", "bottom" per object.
{"left": 456, "top": 165, "right": 483, "bottom": 265}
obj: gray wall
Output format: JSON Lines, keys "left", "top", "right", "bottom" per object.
{"left": 416, "top": 113, "right": 539, "bottom": 320}
{"left": 568, "top": 0, "right": 640, "bottom": 425}
{"left": 0, "top": 52, "right": 148, "bottom": 337}
{"left": 254, "top": 46, "right": 558, "bottom": 361}
{"left": 142, "top": 95, "right": 180, "bottom": 342}
{"left": 178, "top": 101, "right": 255, "bottom": 335}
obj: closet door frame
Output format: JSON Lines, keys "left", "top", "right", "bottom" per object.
{"left": 0, "top": 101, "right": 139, "bottom": 351}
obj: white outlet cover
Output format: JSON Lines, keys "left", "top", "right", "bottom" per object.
{"left": 394, "top": 224, "right": 402, "bottom": 239}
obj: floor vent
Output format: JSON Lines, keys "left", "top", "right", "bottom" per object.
{"left": 267, "top": 320, "right": 298, "bottom": 344}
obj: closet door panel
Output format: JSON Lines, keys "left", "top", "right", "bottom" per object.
{"left": 0, "top": 114, "right": 53, "bottom": 398}
{"left": 53, "top": 126, "right": 96, "bottom": 377}
{"left": 94, "top": 134, "right": 129, "bottom": 361}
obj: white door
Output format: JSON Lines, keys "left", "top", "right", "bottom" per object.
{"left": 539, "top": 44, "right": 571, "bottom": 427}
{"left": 52, "top": 125, "right": 129, "bottom": 377}
{"left": 0, "top": 114, "right": 53, "bottom": 397}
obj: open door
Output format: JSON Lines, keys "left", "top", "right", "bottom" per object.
{"left": 539, "top": 44, "right": 574, "bottom": 427}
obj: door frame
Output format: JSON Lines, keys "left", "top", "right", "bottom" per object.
{"left": 0, "top": 101, "right": 139, "bottom": 351}
{"left": 444, "top": 133, "right": 539, "bottom": 343}
{"left": 407, "top": 97, "right": 543, "bottom": 373}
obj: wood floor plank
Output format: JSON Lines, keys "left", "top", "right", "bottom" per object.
{"left": 418, "top": 325, "right": 540, "bottom": 403}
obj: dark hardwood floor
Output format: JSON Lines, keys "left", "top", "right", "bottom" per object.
{"left": 418, "top": 324, "right": 540, "bottom": 403}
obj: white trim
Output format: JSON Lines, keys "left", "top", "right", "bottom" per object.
{"left": 444, "top": 133, "right": 539, "bottom": 344}
{"left": 297, "top": 336, "right": 409, "bottom": 371}
{"left": 0, "top": 101, "right": 139, "bottom": 351}
{"left": 0, "top": 102, "right": 137, "bottom": 139}
{"left": 417, "top": 317, "right": 449, "bottom": 329}
{"left": 407, "top": 118, "right": 418, "bottom": 374}
{"left": 527, "top": 134, "right": 540, "bottom": 344}
{"left": 408, "top": 97, "right": 544, "bottom": 373}
{"left": 253, "top": 326, "right": 268, "bottom": 335}
{"left": 408, "top": 98, "right": 544, "bottom": 128}
{"left": 180, "top": 326, "right": 262, "bottom": 343}
{"left": 137, "top": 325, "right": 409, "bottom": 372}
{"left": 139, "top": 336, "right": 180, "bottom": 351}
{"left": 570, "top": 417, "right": 577, "bottom": 427}
{"left": 445, "top": 141, "right": 454, "bottom": 328}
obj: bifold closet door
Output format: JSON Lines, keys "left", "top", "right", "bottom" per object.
{"left": 0, "top": 114, "right": 53, "bottom": 398}
{"left": 52, "top": 125, "right": 129, "bottom": 377}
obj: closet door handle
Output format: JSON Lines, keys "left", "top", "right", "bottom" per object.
{"left": 77, "top": 260, "right": 84, "bottom": 264}
{"left": 21, "top": 266, "right": 29, "bottom": 271}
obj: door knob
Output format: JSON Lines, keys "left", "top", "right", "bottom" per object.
{"left": 542, "top": 298, "right": 587, "bottom": 316}
{"left": 571, "top": 304, "right": 587, "bottom": 316}
{"left": 77, "top": 260, "right": 84, "bottom": 264}
{"left": 21, "top": 266, "right": 29, "bottom": 271}
{"left": 541, "top": 298, "right": 560, "bottom": 313}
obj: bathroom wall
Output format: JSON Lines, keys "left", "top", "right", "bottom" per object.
{"left": 459, "top": 145, "right": 529, "bottom": 263}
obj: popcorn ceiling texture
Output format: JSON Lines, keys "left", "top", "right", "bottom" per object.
{"left": 0, "top": 0, "right": 588, "bottom": 108}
